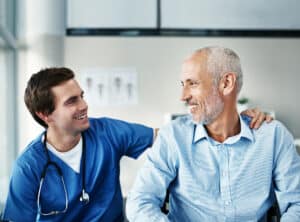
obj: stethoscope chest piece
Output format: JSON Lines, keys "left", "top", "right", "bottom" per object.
{"left": 80, "top": 189, "right": 89, "bottom": 204}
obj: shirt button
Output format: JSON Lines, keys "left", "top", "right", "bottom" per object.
{"left": 224, "top": 201, "right": 231, "bottom": 205}
{"left": 222, "top": 171, "right": 226, "bottom": 176}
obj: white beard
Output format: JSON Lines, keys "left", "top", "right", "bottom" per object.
{"left": 193, "top": 87, "right": 224, "bottom": 125}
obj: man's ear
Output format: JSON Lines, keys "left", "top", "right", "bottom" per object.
{"left": 219, "top": 72, "right": 237, "bottom": 95}
{"left": 35, "top": 111, "right": 51, "bottom": 125}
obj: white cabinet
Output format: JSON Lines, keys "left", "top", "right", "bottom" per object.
{"left": 67, "top": 0, "right": 157, "bottom": 28}
{"left": 161, "top": 0, "right": 300, "bottom": 30}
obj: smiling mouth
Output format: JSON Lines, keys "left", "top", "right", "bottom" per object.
{"left": 74, "top": 113, "right": 87, "bottom": 120}
{"left": 188, "top": 102, "right": 199, "bottom": 109}
{"left": 188, "top": 105, "right": 197, "bottom": 113}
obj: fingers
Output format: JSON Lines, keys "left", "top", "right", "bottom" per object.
{"left": 248, "top": 108, "right": 274, "bottom": 129}
{"left": 240, "top": 107, "right": 274, "bottom": 129}
{"left": 265, "top": 115, "right": 274, "bottom": 123}
{"left": 240, "top": 107, "right": 259, "bottom": 129}
{"left": 240, "top": 107, "right": 257, "bottom": 118}
{"left": 153, "top": 128, "right": 160, "bottom": 141}
{"left": 250, "top": 111, "right": 265, "bottom": 129}
{"left": 240, "top": 109, "right": 251, "bottom": 117}
{"left": 240, "top": 107, "right": 257, "bottom": 117}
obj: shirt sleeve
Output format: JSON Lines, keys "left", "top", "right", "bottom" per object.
{"left": 3, "top": 161, "right": 38, "bottom": 222}
{"left": 126, "top": 126, "right": 177, "bottom": 222}
{"left": 104, "top": 118, "right": 154, "bottom": 159}
{"left": 272, "top": 124, "right": 300, "bottom": 221}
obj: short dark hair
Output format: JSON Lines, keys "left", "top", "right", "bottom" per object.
{"left": 24, "top": 67, "right": 75, "bottom": 127}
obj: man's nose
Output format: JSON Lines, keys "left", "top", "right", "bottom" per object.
{"left": 181, "top": 86, "right": 191, "bottom": 102}
{"left": 79, "top": 97, "right": 88, "bottom": 110}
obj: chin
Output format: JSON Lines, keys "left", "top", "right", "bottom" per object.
{"left": 191, "top": 115, "right": 203, "bottom": 124}
{"left": 84, "top": 121, "right": 90, "bottom": 129}
{"left": 192, "top": 115, "right": 213, "bottom": 125}
{"left": 81, "top": 120, "right": 90, "bottom": 130}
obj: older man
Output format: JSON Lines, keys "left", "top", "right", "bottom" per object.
{"left": 126, "top": 46, "right": 300, "bottom": 221}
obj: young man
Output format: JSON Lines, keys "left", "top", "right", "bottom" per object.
{"left": 126, "top": 47, "right": 300, "bottom": 221}
{"left": 3, "top": 67, "right": 269, "bottom": 221}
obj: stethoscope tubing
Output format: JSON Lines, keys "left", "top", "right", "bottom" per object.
{"left": 38, "top": 131, "right": 89, "bottom": 215}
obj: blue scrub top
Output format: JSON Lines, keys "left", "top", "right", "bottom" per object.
{"left": 3, "top": 117, "right": 153, "bottom": 222}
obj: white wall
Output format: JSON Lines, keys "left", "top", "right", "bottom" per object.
{"left": 65, "top": 37, "right": 300, "bottom": 195}
{"left": 17, "top": 0, "right": 65, "bottom": 151}
{"left": 65, "top": 37, "right": 300, "bottom": 137}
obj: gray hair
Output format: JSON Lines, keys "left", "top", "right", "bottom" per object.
{"left": 196, "top": 46, "right": 243, "bottom": 94}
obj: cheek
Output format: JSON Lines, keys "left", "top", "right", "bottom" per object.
{"left": 54, "top": 110, "right": 71, "bottom": 121}
{"left": 193, "top": 90, "right": 207, "bottom": 104}
{"left": 191, "top": 88, "right": 202, "bottom": 97}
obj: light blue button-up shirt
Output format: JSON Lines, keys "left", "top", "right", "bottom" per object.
{"left": 126, "top": 115, "right": 300, "bottom": 222}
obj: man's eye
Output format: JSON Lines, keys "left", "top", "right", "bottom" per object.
{"left": 66, "top": 98, "right": 77, "bottom": 105}
{"left": 181, "top": 81, "right": 200, "bottom": 87}
{"left": 190, "top": 81, "right": 199, "bottom": 86}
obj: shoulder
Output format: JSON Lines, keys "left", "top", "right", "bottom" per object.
{"left": 242, "top": 117, "right": 295, "bottom": 146}
{"left": 254, "top": 119, "right": 293, "bottom": 138}
{"left": 88, "top": 117, "right": 118, "bottom": 128}
{"left": 266, "top": 120, "right": 295, "bottom": 144}
{"left": 163, "top": 114, "right": 193, "bottom": 132}
{"left": 149, "top": 116, "right": 194, "bottom": 164}
{"left": 88, "top": 117, "right": 149, "bottom": 129}
{"left": 12, "top": 134, "right": 45, "bottom": 182}
{"left": 86, "top": 117, "right": 152, "bottom": 145}
{"left": 86, "top": 117, "right": 120, "bottom": 134}
{"left": 158, "top": 114, "right": 194, "bottom": 143}
{"left": 17, "top": 134, "right": 45, "bottom": 165}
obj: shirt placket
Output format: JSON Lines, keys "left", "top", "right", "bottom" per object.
{"left": 219, "top": 144, "right": 235, "bottom": 221}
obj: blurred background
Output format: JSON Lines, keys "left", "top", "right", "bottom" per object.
{"left": 1, "top": 0, "right": 300, "bottom": 212}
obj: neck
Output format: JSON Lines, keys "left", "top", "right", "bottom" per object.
{"left": 205, "top": 105, "right": 240, "bottom": 143}
{"left": 46, "top": 128, "right": 81, "bottom": 152}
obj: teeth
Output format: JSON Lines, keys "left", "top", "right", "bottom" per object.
{"left": 75, "top": 114, "right": 86, "bottom": 120}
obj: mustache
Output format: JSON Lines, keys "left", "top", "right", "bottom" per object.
{"left": 184, "top": 99, "right": 198, "bottom": 106}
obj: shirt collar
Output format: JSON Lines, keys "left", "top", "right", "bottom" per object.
{"left": 193, "top": 124, "right": 209, "bottom": 144}
{"left": 193, "top": 115, "right": 254, "bottom": 145}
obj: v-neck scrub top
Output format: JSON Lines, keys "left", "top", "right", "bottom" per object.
{"left": 3, "top": 117, "right": 153, "bottom": 222}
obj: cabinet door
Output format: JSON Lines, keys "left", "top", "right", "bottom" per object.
{"left": 67, "top": 0, "right": 157, "bottom": 28}
{"left": 161, "top": 0, "right": 300, "bottom": 30}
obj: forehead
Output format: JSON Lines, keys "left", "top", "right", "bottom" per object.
{"left": 51, "top": 79, "right": 82, "bottom": 101}
{"left": 181, "top": 52, "right": 209, "bottom": 81}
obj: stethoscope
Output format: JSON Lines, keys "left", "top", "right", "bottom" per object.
{"left": 37, "top": 132, "right": 89, "bottom": 216}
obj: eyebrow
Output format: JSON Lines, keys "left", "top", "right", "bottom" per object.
{"left": 63, "top": 90, "right": 84, "bottom": 105}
